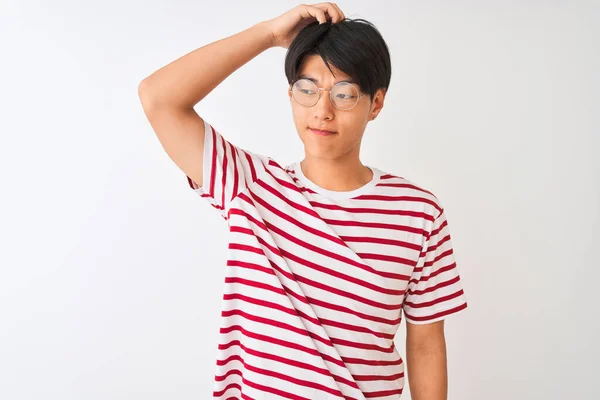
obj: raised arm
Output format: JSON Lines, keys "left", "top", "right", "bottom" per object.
{"left": 137, "top": 22, "right": 273, "bottom": 187}
{"left": 137, "top": 3, "right": 345, "bottom": 188}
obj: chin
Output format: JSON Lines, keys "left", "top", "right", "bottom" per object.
{"left": 304, "top": 144, "right": 342, "bottom": 160}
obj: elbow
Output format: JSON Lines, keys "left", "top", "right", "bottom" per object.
{"left": 137, "top": 78, "right": 193, "bottom": 111}
{"left": 138, "top": 78, "right": 156, "bottom": 111}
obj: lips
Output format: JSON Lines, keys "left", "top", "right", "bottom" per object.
{"left": 309, "top": 127, "right": 337, "bottom": 136}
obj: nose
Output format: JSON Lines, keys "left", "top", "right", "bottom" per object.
{"left": 313, "top": 89, "right": 335, "bottom": 120}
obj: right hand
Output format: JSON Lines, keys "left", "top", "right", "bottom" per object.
{"left": 264, "top": 3, "right": 346, "bottom": 49}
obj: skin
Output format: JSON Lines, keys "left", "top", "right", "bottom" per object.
{"left": 287, "top": 53, "right": 386, "bottom": 192}
{"left": 406, "top": 320, "right": 448, "bottom": 399}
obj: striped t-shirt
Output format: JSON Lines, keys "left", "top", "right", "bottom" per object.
{"left": 187, "top": 120, "right": 468, "bottom": 400}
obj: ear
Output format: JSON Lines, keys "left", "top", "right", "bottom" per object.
{"left": 369, "top": 88, "right": 386, "bottom": 121}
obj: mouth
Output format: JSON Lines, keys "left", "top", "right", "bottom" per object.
{"left": 309, "top": 127, "right": 337, "bottom": 136}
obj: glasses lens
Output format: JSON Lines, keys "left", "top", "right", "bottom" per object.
{"left": 331, "top": 82, "right": 360, "bottom": 110}
{"left": 292, "top": 79, "right": 319, "bottom": 106}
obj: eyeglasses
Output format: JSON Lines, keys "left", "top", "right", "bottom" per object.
{"left": 289, "top": 78, "right": 367, "bottom": 111}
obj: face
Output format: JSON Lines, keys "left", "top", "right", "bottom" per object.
{"left": 288, "top": 54, "right": 386, "bottom": 162}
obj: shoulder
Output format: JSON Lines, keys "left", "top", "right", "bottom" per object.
{"left": 373, "top": 167, "right": 445, "bottom": 219}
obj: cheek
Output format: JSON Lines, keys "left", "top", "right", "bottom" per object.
{"left": 291, "top": 106, "right": 309, "bottom": 129}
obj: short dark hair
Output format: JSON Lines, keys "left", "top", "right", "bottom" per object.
{"left": 284, "top": 18, "right": 392, "bottom": 100}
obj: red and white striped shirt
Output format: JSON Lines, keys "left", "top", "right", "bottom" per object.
{"left": 187, "top": 120, "right": 468, "bottom": 399}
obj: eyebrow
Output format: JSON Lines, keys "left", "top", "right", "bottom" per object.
{"left": 297, "top": 74, "right": 355, "bottom": 85}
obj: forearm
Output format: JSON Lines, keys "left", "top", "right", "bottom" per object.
{"left": 139, "top": 21, "right": 273, "bottom": 109}
{"left": 406, "top": 343, "right": 448, "bottom": 400}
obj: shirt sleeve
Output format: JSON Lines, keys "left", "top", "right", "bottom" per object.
{"left": 186, "top": 119, "right": 267, "bottom": 220}
{"left": 402, "top": 206, "right": 468, "bottom": 324}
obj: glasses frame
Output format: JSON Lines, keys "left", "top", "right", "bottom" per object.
{"left": 289, "top": 78, "right": 367, "bottom": 111}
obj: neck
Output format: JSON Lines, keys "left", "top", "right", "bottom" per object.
{"left": 300, "top": 154, "right": 373, "bottom": 192}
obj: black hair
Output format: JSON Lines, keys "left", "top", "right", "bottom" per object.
{"left": 284, "top": 18, "right": 392, "bottom": 100}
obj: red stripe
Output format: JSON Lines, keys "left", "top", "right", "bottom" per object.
{"left": 323, "top": 218, "right": 427, "bottom": 236}
{"left": 229, "top": 243, "right": 266, "bottom": 257}
{"left": 209, "top": 125, "right": 217, "bottom": 197}
{"left": 220, "top": 131, "right": 228, "bottom": 210}
{"left": 330, "top": 336, "right": 394, "bottom": 353}
{"left": 216, "top": 368, "right": 243, "bottom": 382}
{"left": 342, "top": 355, "right": 403, "bottom": 366}
{"left": 242, "top": 149, "right": 257, "bottom": 182}
{"left": 363, "top": 387, "right": 403, "bottom": 398}
{"left": 353, "top": 371, "right": 404, "bottom": 381}
{"left": 407, "top": 273, "right": 462, "bottom": 296}
{"left": 356, "top": 252, "right": 416, "bottom": 267}
{"left": 404, "top": 289, "right": 465, "bottom": 309}
{"left": 316, "top": 315, "right": 395, "bottom": 340}
{"left": 229, "top": 140, "right": 239, "bottom": 202}
{"left": 340, "top": 235, "right": 422, "bottom": 251}
{"left": 213, "top": 382, "right": 241, "bottom": 397}
{"left": 409, "top": 261, "right": 457, "bottom": 286}
{"left": 309, "top": 200, "right": 435, "bottom": 222}
{"left": 404, "top": 302, "right": 468, "bottom": 322}
{"left": 355, "top": 194, "right": 442, "bottom": 214}
{"left": 226, "top": 260, "right": 275, "bottom": 276}
{"left": 229, "top": 209, "right": 269, "bottom": 231}
{"left": 186, "top": 175, "right": 199, "bottom": 189}
{"left": 376, "top": 181, "right": 436, "bottom": 197}
{"left": 217, "top": 354, "right": 244, "bottom": 366}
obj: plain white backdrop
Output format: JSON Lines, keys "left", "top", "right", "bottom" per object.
{"left": 1, "top": 0, "right": 598, "bottom": 399}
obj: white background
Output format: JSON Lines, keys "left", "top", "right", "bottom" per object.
{"left": 1, "top": 0, "right": 598, "bottom": 399}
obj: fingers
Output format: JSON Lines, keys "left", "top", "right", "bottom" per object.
{"left": 298, "top": 5, "right": 326, "bottom": 24}
{"left": 308, "top": 6, "right": 328, "bottom": 24}
{"left": 312, "top": 2, "right": 345, "bottom": 23}
{"left": 329, "top": 3, "right": 346, "bottom": 22}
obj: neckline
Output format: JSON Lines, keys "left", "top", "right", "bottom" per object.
{"left": 291, "top": 161, "right": 381, "bottom": 200}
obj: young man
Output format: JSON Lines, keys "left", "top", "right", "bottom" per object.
{"left": 139, "top": 3, "right": 467, "bottom": 399}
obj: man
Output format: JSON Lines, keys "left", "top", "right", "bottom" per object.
{"left": 139, "top": 3, "right": 467, "bottom": 399}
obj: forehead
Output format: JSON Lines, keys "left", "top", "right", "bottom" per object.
{"left": 297, "top": 54, "right": 354, "bottom": 84}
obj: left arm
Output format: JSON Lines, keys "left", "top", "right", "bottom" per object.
{"left": 405, "top": 320, "right": 448, "bottom": 400}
